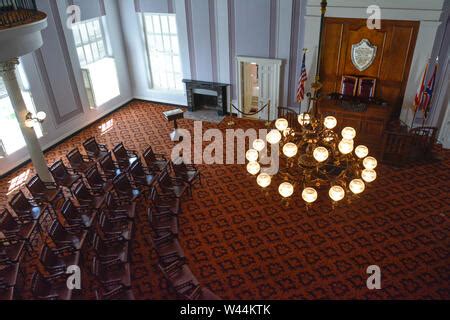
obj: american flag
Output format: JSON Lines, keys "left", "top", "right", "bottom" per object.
{"left": 414, "top": 63, "right": 428, "bottom": 112}
{"left": 422, "top": 63, "right": 438, "bottom": 117}
{"left": 296, "top": 51, "right": 308, "bottom": 103}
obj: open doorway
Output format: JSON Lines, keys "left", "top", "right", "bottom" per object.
{"left": 242, "top": 62, "right": 260, "bottom": 119}
{"left": 236, "top": 56, "right": 282, "bottom": 121}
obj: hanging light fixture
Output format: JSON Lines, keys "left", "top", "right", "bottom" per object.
{"left": 244, "top": 0, "right": 378, "bottom": 207}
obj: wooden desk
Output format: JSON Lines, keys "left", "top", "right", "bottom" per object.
{"left": 318, "top": 100, "right": 392, "bottom": 155}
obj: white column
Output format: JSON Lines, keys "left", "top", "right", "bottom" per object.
{"left": 0, "top": 58, "right": 54, "bottom": 182}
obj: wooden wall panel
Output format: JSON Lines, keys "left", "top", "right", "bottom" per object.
{"left": 319, "top": 18, "right": 419, "bottom": 117}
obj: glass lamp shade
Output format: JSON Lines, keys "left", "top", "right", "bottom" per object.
{"left": 247, "top": 161, "right": 260, "bottom": 175}
{"left": 341, "top": 127, "right": 356, "bottom": 140}
{"left": 278, "top": 182, "right": 294, "bottom": 198}
{"left": 298, "top": 113, "right": 311, "bottom": 126}
{"left": 257, "top": 173, "right": 271, "bottom": 188}
{"left": 324, "top": 116, "right": 337, "bottom": 129}
{"left": 275, "top": 118, "right": 289, "bottom": 131}
{"left": 283, "top": 143, "right": 298, "bottom": 158}
{"left": 266, "top": 130, "right": 282, "bottom": 145}
{"left": 329, "top": 186, "right": 345, "bottom": 202}
{"left": 361, "top": 169, "right": 377, "bottom": 183}
{"left": 349, "top": 179, "right": 365, "bottom": 194}
{"left": 338, "top": 139, "right": 354, "bottom": 155}
{"left": 313, "top": 147, "right": 329, "bottom": 162}
{"left": 36, "top": 111, "right": 47, "bottom": 121}
{"left": 24, "top": 119, "right": 35, "bottom": 128}
{"left": 363, "top": 156, "right": 378, "bottom": 170}
{"left": 253, "top": 139, "right": 266, "bottom": 152}
{"left": 302, "top": 187, "right": 318, "bottom": 203}
{"left": 246, "top": 149, "right": 259, "bottom": 162}
{"left": 355, "top": 145, "right": 369, "bottom": 159}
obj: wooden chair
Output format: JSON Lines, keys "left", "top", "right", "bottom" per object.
{"left": 85, "top": 165, "right": 113, "bottom": 194}
{"left": 409, "top": 126, "right": 438, "bottom": 161}
{"left": 9, "top": 190, "right": 46, "bottom": 223}
{"left": 67, "top": 148, "right": 95, "bottom": 175}
{"left": 47, "top": 220, "right": 88, "bottom": 254}
{"left": 26, "top": 175, "right": 64, "bottom": 211}
{"left": 31, "top": 270, "right": 72, "bottom": 300}
{"left": 277, "top": 107, "right": 300, "bottom": 131}
{"left": 95, "top": 284, "right": 135, "bottom": 300}
{"left": 112, "top": 173, "right": 141, "bottom": 202}
{"left": 112, "top": 142, "right": 138, "bottom": 171}
{"left": 129, "top": 159, "right": 157, "bottom": 192}
{"left": 143, "top": 146, "right": 168, "bottom": 172}
{"left": 49, "top": 160, "right": 82, "bottom": 190}
{"left": 380, "top": 130, "right": 414, "bottom": 166}
{"left": 83, "top": 137, "right": 109, "bottom": 161}
{"left": 0, "top": 208, "right": 39, "bottom": 255}
{"left": 73, "top": 180, "right": 107, "bottom": 211}
{"left": 99, "top": 152, "right": 122, "bottom": 180}
{"left": 91, "top": 256, "right": 131, "bottom": 289}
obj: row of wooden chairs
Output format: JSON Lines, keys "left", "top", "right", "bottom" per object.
{"left": 145, "top": 164, "right": 219, "bottom": 300}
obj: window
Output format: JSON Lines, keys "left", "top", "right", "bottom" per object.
{"left": 143, "top": 13, "right": 183, "bottom": 91}
{"left": 72, "top": 18, "right": 107, "bottom": 67}
{"left": 0, "top": 63, "right": 42, "bottom": 155}
{"left": 71, "top": 18, "right": 120, "bottom": 108}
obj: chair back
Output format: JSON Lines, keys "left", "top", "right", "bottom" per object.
{"left": 49, "top": 160, "right": 68, "bottom": 180}
{"left": 409, "top": 126, "right": 438, "bottom": 156}
{"left": 26, "top": 175, "right": 46, "bottom": 196}
{"left": 83, "top": 137, "right": 100, "bottom": 155}
{"left": 380, "top": 131, "right": 413, "bottom": 166}
{"left": 67, "top": 148, "right": 84, "bottom": 167}
{"left": 143, "top": 146, "right": 156, "bottom": 164}
{"left": 9, "top": 190, "right": 32, "bottom": 214}
{"left": 113, "top": 143, "right": 127, "bottom": 161}
{"left": 277, "top": 107, "right": 300, "bottom": 131}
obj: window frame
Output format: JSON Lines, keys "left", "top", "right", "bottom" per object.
{"left": 72, "top": 17, "right": 109, "bottom": 67}
{"left": 142, "top": 13, "right": 183, "bottom": 92}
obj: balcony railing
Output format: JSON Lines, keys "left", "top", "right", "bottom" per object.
{"left": 0, "top": 0, "right": 45, "bottom": 29}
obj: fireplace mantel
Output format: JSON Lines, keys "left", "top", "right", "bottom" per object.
{"left": 183, "top": 79, "right": 229, "bottom": 116}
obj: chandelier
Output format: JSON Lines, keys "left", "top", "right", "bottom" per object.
{"left": 245, "top": 113, "right": 378, "bottom": 207}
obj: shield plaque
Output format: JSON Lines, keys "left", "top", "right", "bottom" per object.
{"left": 351, "top": 39, "right": 377, "bottom": 72}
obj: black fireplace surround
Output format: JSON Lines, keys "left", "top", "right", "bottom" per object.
{"left": 183, "top": 79, "right": 229, "bottom": 116}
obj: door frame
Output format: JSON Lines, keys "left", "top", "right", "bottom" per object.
{"left": 236, "top": 56, "right": 282, "bottom": 121}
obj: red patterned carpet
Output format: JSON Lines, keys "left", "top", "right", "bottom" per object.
{"left": 1, "top": 100, "right": 449, "bottom": 300}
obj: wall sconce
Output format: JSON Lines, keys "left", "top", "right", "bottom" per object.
{"left": 25, "top": 111, "right": 46, "bottom": 128}
{"left": 0, "top": 139, "right": 6, "bottom": 159}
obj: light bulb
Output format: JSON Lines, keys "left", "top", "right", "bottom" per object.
{"left": 302, "top": 187, "right": 318, "bottom": 203}
{"left": 313, "top": 147, "right": 329, "bottom": 163}
{"left": 275, "top": 118, "right": 289, "bottom": 131}
{"left": 361, "top": 169, "right": 377, "bottom": 183}
{"left": 247, "top": 161, "right": 260, "bottom": 175}
{"left": 253, "top": 139, "right": 265, "bottom": 152}
{"left": 283, "top": 143, "right": 298, "bottom": 158}
{"left": 36, "top": 111, "right": 47, "bottom": 121}
{"left": 298, "top": 113, "right": 311, "bottom": 126}
{"left": 278, "top": 182, "right": 294, "bottom": 198}
{"left": 24, "top": 119, "right": 35, "bottom": 128}
{"left": 324, "top": 116, "right": 337, "bottom": 129}
{"left": 363, "top": 156, "right": 377, "bottom": 170}
{"left": 266, "top": 130, "right": 282, "bottom": 145}
{"left": 338, "top": 139, "right": 354, "bottom": 155}
{"left": 257, "top": 173, "right": 271, "bottom": 188}
{"left": 349, "top": 179, "right": 365, "bottom": 194}
{"left": 355, "top": 145, "right": 369, "bottom": 159}
{"left": 342, "top": 127, "right": 356, "bottom": 140}
{"left": 246, "top": 149, "right": 259, "bottom": 162}
{"left": 329, "top": 185, "right": 345, "bottom": 202}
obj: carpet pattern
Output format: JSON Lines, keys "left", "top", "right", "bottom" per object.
{"left": 0, "top": 100, "right": 449, "bottom": 300}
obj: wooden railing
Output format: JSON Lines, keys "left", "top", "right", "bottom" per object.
{"left": 0, "top": 0, "right": 44, "bottom": 29}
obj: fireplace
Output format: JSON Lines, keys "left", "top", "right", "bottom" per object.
{"left": 183, "top": 79, "right": 229, "bottom": 116}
